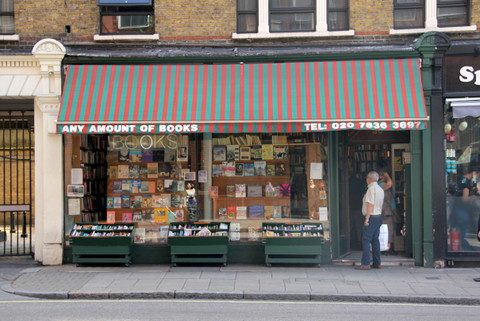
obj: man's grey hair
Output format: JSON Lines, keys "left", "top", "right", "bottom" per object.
{"left": 367, "top": 171, "right": 380, "bottom": 182}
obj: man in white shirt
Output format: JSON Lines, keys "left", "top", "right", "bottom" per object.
{"left": 356, "top": 171, "right": 385, "bottom": 270}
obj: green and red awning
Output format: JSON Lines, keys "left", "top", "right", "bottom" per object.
{"left": 58, "top": 58, "right": 428, "bottom": 134}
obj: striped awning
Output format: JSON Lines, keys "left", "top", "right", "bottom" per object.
{"left": 58, "top": 58, "right": 428, "bottom": 134}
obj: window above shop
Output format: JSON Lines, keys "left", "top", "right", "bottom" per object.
{"left": 233, "top": 0, "right": 354, "bottom": 39}
{"left": 95, "top": 0, "right": 159, "bottom": 41}
{"left": 0, "top": 0, "right": 17, "bottom": 39}
{"left": 391, "top": 0, "right": 475, "bottom": 34}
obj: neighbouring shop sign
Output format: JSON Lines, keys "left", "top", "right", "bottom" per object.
{"left": 445, "top": 56, "right": 480, "bottom": 93}
{"left": 59, "top": 123, "right": 199, "bottom": 134}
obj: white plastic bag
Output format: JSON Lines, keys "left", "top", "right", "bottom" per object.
{"left": 379, "top": 224, "right": 390, "bottom": 251}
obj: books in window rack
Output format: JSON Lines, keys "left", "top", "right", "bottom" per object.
{"left": 226, "top": 185, "right": 236, "bottom": 198}
{"left": 243, "top": 163, "right": 254, "bottom": 176}
{"left": 248, "top": 205, "right": 264, "bottom": 219}
{"left": 247, "top": 185, "right": 262, "bottom": 197}
{"left": 235, "top": 184, "right": 246, "bottom": 198}
{"left": 254, "top": 161, "right": 266, "bottom": 176}
{"left": 226, "top": 145, "right": 240, "bottom": 161}
{"left": 236, "top": 206, "right": 247, "bottom": 220}
{"left": 213, "top": 145, "right": 227, "bottom": 161}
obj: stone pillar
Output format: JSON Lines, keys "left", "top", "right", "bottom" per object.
{"left": 32, "top": 39, "right": 66, "bottom": 265}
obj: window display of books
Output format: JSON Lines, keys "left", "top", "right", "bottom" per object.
{"left": 168, "top": 222, "right": 230, "bottom": 237}
{"left": 262, "top": 223, "right": 323, "bottom": 238}
{"left": 106, "top": 144, "right": 190, "bottom": 224}
{"left": 216, "top": 205, "right": 291, "bottom": 220}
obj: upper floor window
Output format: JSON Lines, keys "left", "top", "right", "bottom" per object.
{"left": 437, "top": 0, "right": 469, "bottom": 27}
{"left": 234, "top": 0, "right": 352, "bottom": 38}
{"left": 393, "top": 0, "right": 425, "bottom": 29}
{"left": 0, "top": 0, "right": 14, "bottom": 34}
{"left": 269, "top": 0, "right": 316, "bottom": 33}
{"left": 392, "top": 0, "right": 472, "bottom": 32}
{"left": 98, "top": 0, "right": 154, "bottom": 35}
{"left": 237, "top": 0, "right": 258, "bottom": 33}
{"left": 327, "top": 0, "right": 348, "bottom": 31}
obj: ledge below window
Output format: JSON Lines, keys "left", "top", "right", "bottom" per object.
{"left": 232, "top": 30, "right": 354, "bottom": 40}
{"left": 390, "top": 25, "right": 477, "bottom": 35}
{"left": 93, "top": 34, "right": 159, "bottom": 41}
{"left": 0, "top": 34, "right": 19, "bottom": 41}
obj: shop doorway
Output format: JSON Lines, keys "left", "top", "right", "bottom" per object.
{"left": 0, "top": 110, "right": 34, "bottom": 256}
{"left": 337, "top": 131, "right": 413, "bottom": 265}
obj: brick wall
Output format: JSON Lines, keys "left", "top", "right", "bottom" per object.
{"left": 472, "top": 0, "right": 480, "bottom": 27}
{"left": 350, "top": 0, "right": 392, "bottom": 35}
{"left": 15, "top": 0, "right": 98, "bottom": 40}
{"left": 155, "top": 0, "right": 235, "bottom": 40}
{"left": 10, "top": 1, "right": 480, "bottom": 43}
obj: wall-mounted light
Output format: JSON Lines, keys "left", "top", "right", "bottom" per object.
{"left": 444, "top": 123, "right": 452, "bottom": 134}
{"left": 459, "top": 121, "right": 468, "bottom": 131}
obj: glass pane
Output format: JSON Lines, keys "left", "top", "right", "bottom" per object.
{"left": 395, "top": 0, "right": 424, "bottom": 4}
{"left": 328, "top": 0, "right": 348, "bottom": 10}
{"left": 270, "top": 0, "right": 315, "bottom": 9}
{"left": 100, "top": 14, "right": 154, "bottom": 34}
{"left": 445, "top": 116, "right": 480, "bottom": 253}
{"left": 0, "top": 0, "right": 14, "bottom": 12}
{"left": 238, "top": 14, "right": 257, "bottom": 33}
{"left": 0, "top": 16, "right": 14, "bottom": 34}
{"left": 270, "top": 13, "right": 315, "bottom": 32}
{"left": 238, "top": 0, "right": 257, "bottom": 11}
{"left": 328, "top": 12, "right": 348, "bottom": 31}
{"left": 394, "top": 8, "right": 424, "bottom": 29}
{"left": 437, "top": 6, "right": 468, "bottom": 27}
{"left": 438, "top": 0, "right": 467, "bottom": 4}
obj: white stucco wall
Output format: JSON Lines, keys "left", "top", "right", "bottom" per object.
{"left": 0, "top": 38, "right": 65, "bottom": 265}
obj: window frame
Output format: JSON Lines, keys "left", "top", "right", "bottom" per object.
{"left": 0, "top": 0, "right": 15, "bottom": 35}
{"left": 236, "top": 0, "right": 259, "bottom": 34}
{"left": 99, "top": 3, "right": 155, "bottom": 35}
{"left": 268, "top": 0, "right": 317, "bottom": 33}
{"left": 327, "top": 0, "right": 349, "bottom": 32}
{"left": 437, "top": 0, "right": 470, "bottom": 28}
{"left": 393, "top": 0, "right": 426, "bottom": 30}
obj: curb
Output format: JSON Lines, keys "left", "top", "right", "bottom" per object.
{"left": 3, "top": 283, "right": 480, "bottom": 305}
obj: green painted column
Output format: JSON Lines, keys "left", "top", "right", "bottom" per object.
{"left": 328, "top": 132, "right": 340, "bottom": 259}
{"left": 414, "top": 32, "right": 451, "bottom": 267}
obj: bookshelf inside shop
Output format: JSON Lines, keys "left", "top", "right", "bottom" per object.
{"left": 80, "top": 135, "right": 108, "bottom": 222}
{"left": 262, "top": 222, "right": 324, "bottom": 266}
{"left": 69, "top": 223, "right": 134, "bottom": 266}
{"left": 211, "top": 135, "right": 292, "bottom": 222}
{"left": 348, "top": 144, "right": 390, "bottom": 178}
{"left": 168, "top": 222, "right": 230, "bottom": 266}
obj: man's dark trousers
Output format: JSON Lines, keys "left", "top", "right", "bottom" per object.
{"left": 361, "top": 215, "right": 383, "bottom": 266}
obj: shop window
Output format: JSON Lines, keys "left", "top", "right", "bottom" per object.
{"left": 64, "top": 133, "right": 330, "bottom": 245}
{"left": 0, "top": 0, "right": 14, "bottom": 34}
{"left": 393, "top": 0, "right": 425, "bottom": 29}
{"left": 445, "top": 114, "right": 480, "bottom": 253}
{"left": 99, "top": 1, "right": 154, "bottom": 35}
{"left": 269, "top": 0, "right": 316, "bottom": 32}
{"left": 237, "top": 0, "right": 258, "bottom": 33}
{"left": 327, "top": 0, "right": 349, "bottom": 31}
{"left": 437, "top": 0, "right": 469, "bottom": 27}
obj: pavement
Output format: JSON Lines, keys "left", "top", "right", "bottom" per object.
{"left": 2, "top": 259, "right": 480, "bottom": 304}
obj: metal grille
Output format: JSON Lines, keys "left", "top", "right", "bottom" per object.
{"left": 0, "top": 111, "right": 34, "bottom": 256}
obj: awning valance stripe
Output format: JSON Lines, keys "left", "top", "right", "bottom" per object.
{"left": 58, "top": 58, "right": 428, "bottom": 134}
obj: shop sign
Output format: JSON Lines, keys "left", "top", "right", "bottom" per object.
{"left": 108, "top": 134, "right": 179, "bottom": 150}
{"left": 59, "top": 123, "right": 199, "bottom": 134}
{"left": 444, "top": 56, "right": 480, "bottom": 93}
{"left": 303, "top": 121, "right": 424, "bottom": 131}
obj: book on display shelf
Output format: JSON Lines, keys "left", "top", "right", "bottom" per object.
{"left": 235, "top": 163, "right": 244, "bottom": 176}
{"left": 254, "top": 161, "right": 266, "bottom": 176}
{"left": 235, "top": 184, "right": 246, "bottom": 198}
{"left": 122, "top": 211, "right": 133, "bottom": 223}
{"left": 239, "top": 146, "right": 251, "bottom": 160}
{"left": 147, "top": 163, "right": 158, "bottom": 178}
{"left": 223, "top": 162, "right": 236, "bottom": 177}
{"left": 121, "top": 194, "right": 131, "bottom": 208}
{"left": 129, "top": 149, "right": 142, "bottom": 162}
{"left": 142, "top": 150, "right": 153, "bottom": 162}
{"left": 107, "top": 197, "right": 114, "bottom": 209}
{"left": 243, "top": 163, "right": 254, "bottom": 176}
{"left": 236, "top": 206, "right": 247, "bottom": 220}
{"left": 156, "top": 179, "right": 164, "bottom": 192}
{"left": 152, "top": 149, "right": 164, "bottom": 162}
{"left": 113, "top": 197, "right": 122, "bottom": 209}
{"left": 248, "top": 205, "right": 264, "bottom": 219}
{"left": 247, "top": 185, "right": 262, "bottom": 197}
{"left": 131, "top": 195, "right": 143, "bottom": 208}
{"left": 218, "top": 207, "right": 227, "bottom": 220}
{"left": 251, "top": 145, "right": 262, "bottom": 160}
{"left": 273, "top": 146, "right": 289, "bottom": 159}
{"left": 227, "top": 206, "right": 236, "bottom": 220}
{"left": 164, "top": 148, "right": 176, "bottom": 162}
{"left": 266, "top": 164, "right": 275, "bottom": 176}
{"left": 139, "top": 165, "right": 148, "bottom": 179}
{"left": 226, "top": 145, "right": 240, "bottom": 161}
{"left": 177, "top": 146, "right": 188, "bottom": 162}
{"left": 226, "top": 185, "right": 236, "bottom": 198}
{"left": 213, "top": 145, "right": 227, "bottom": 161}
{"left": 117, "top": 165, "right": 129, "bottom": 179}
{"left": 109, "top": 166, "right": 118, "bottom": 179}
{"left": 264, "top": 206, "right": 274, "bottom": 220}
{"left": 106, "top": 211, "right": 116, "bottom": 223}
{"left": 131, "top": 180, "right": 141, "bottom": 193}
{"left": 261, "top": 144, "right": 274, "bottom": 160}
